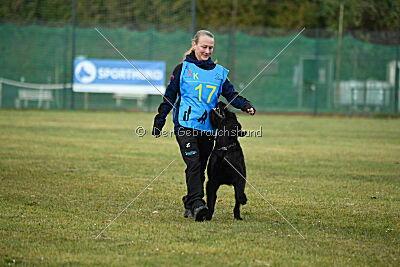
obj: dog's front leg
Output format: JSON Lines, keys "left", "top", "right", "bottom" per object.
{"left": 233, "top": 180, "right": 247, "bottom": 220}
{"left": 206, "top": 179, "right": 219, "bottom": 220}
{"left": 233, "top": 202, "right": 242, "bottom": 220}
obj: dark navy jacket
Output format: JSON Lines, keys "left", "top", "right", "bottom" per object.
{"left": 152, "top": 51, "right": 253, "bottom": 134}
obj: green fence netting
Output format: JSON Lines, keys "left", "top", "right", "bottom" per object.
{"left": 0, "top": 23, "right": 399, "bottom": 114}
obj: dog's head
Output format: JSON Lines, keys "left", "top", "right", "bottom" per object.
{"left": 210, "top": 101, "right": 247, "bottom": 138}
{"left": 210, "top": 101, "right": 227, "bottom": 127}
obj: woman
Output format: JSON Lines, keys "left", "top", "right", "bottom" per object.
{"left": 152, "top": 30, "right": 255, "bottom": 222}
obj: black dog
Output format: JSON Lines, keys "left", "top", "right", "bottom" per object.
{"left": 206, "top": 102, "right": 247, "bottom": 220}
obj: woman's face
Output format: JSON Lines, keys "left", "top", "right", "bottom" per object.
{"left": 192, "top": 35, "right": 214, "bottom": 61}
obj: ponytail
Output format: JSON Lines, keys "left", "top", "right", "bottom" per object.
{"left": 182, "top": 48, "right": 194, "bottom": 61}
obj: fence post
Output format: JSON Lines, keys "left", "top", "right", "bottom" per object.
{"left": 0, "top": 81, "right": 2, "bottom": 109}
{"left": 350, "top": 87, "right": 354, "bottom": 116}
{"left": 334, "top": 3, "right": 344, "bottom": 113}
{"left": 84, "top": 92, "right": 88, "bottom": 110}
{"left": 313, "top": 28, "right": 320, "bottom": 117}
{"left": 70, "top": 0, "right": 76, "bottom": 110}
{"left": 148, "top": 28, "right": 153, "bottom": 60}
{"left": 394, "top": 29, "right": 399, "bottom": 113}
{"left": 229, "top": 0, "right": 237, "bottom": 83}
{"left": 191, "top": 0, "right": 196, "bottom": 35}
{"left": 63, "top": 20, "right": 69, "bottom": 110}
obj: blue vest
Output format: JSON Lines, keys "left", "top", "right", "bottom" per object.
{"left": 176, "top": 61, "right": 229, "bottom": 132}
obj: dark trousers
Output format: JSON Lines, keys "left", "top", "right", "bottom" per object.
{"left": 175, "top": 128, "right": 214, "bottom": 211}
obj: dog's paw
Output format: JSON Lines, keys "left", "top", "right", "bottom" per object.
{"left": 234, "top": 216, "right": 243, "bottom": 220}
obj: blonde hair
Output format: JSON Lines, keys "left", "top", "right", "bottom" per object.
{"left": 182, "top": 30, "right": 214, "bottom": 61}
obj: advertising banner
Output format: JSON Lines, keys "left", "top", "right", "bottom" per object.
{"left": 73, "top": 59, "right": 166, "bottom": 94}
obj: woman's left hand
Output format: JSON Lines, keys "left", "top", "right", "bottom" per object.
{"left": 247, "top": 108, "right": 255, "bottom": 115}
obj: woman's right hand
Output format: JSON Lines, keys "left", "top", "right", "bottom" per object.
{"left": 247, "top": 108, "right": 255, "bottom": 115}
{"left": 152, "top": 126, "right": 162, "bottom": 138}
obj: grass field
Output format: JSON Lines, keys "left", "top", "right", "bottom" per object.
{"left": 0, "top": 110, "right": 399, "bottom": 266}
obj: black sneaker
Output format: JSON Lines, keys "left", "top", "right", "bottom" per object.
{"left": 193, "top": 205, "right": 208, "bottom": 222}
{"left": 184, "top": 208, "right": 194, "bottom": 219}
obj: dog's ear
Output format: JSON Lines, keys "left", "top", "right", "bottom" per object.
{"left": 213, "top": 107, "right": 225, "bottom": 120}
{"left": 217, "top": 101, "right": 227, "bottom": 109}
{"left": 212, "top": 102, "right": 226, "bottom": 122}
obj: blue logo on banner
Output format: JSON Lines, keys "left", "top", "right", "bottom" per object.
{"left": 75, "top": 61, "right": 97, "bottom": 84}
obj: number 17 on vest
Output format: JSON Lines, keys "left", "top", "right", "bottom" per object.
{"left": 195, "top": 83, "right": 217, "bottom": 103}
